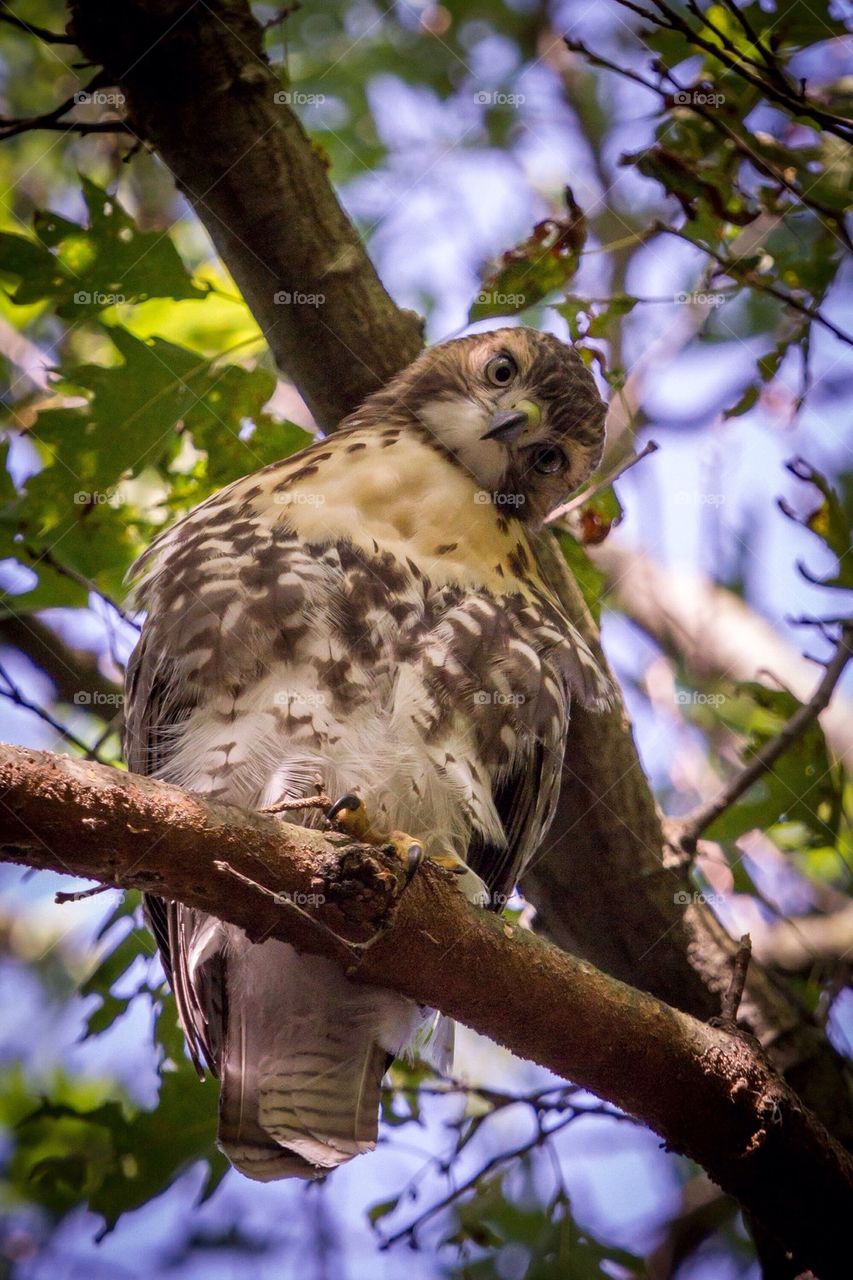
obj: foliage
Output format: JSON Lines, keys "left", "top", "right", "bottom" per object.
{"left": 0, "top": 0, "right": 850, "bottom": 1274}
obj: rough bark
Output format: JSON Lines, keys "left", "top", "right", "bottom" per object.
{"left": 63, "top": 0, "right": 852, "bottom": 1146}
{"left": 67, "top": 0, "right": 424, "bottom": 430}
{"left": 0, "top": 740, "right": 851, "bottom": 1278}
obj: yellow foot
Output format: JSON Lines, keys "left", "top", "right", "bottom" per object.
{"left": 326, "top": 794, "right": 489, "bottom": 907}
{"left": 327, "top": 793, "right": 424, "bottom": 881}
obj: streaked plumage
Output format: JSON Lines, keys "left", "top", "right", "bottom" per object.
{"left": 124, "top": 327, "right": 609, "bottom": 1181}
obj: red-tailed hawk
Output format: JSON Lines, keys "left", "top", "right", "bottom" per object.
{"left": 125, "top": 327, "right": 608, "bottom": 1181}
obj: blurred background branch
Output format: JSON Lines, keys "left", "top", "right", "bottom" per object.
{"left": 0, "top": 0, "right": 850, "bottom": 1274}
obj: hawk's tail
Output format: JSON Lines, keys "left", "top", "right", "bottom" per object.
{"left": 216, "top": 940, "right": 388, "bottom": 1182}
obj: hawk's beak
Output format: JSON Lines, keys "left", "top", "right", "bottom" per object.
{"left": 481, "top": 400, "right": 540, "bottom": 443}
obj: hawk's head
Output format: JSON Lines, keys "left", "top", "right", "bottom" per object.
{"left": 349, "top": 328, "right": 606, "bottom": 526}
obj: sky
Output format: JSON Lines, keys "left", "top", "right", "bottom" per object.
{"left": 1, "top": 1, "right": 851, "bottom": 1276}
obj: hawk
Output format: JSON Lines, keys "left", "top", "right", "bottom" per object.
{"left": 124, "top": 326, "right": 609, "bottom": 1181}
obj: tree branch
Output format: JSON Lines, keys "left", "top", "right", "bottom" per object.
{"left": 0, "top": 73, "right": 128, "bottom": 142}
{"left": 63, "top": 0, "right": 853, "bottom": 1156}
{"left": 0, "top": 612, "right": 121, "bottom": 706}
{"left": 717, "top": 934, "right": 752, "bottom": 1030}
{"left": 67, "top": 0, "right": 424, "bottom": 430}
{"left": 0, "top": 740, "right": 850, "bottom": 1277}
{"left": 590, "top": 543, "right": 853, "bottom": 760}
{"left": 615, "top": 0, "right": 853, "bottom": 143}
{"left": 674, "top": 623, "right": 853, "bottom": 851}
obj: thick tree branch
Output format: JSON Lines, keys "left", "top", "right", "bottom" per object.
{"left": 67, "top": 0, "right": 424, "bottom": 430}
{"left": 752, "top": 905, "right": 853, "bottom": 973}
{"left": 524, "top": 537, "right": 853, "bottom": 1150}
{"left": 63, "top": 0, "right": 853, "bottom": 1152}
{"left": 0, "top": 740, "right": 851, "bottom": 1278}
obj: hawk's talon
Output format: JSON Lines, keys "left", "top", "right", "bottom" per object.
{"left": 327, "top": 793, "right": 486, "bottom": 904}
{"left": 404, "top": 841, "right": 424, "bottom": 882}
{"left": 328, "top": 793, "right": 422, "bottom": 881}
{"left": 327, "top": 792, "right": 361, "bottom": 822}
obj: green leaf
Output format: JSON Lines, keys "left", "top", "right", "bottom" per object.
{"left": 368, "top": 1195, "right": 400, "bottom": 1225}
{"left": 780, "top": 460, "right": 853, "bottom": 590}
{"left": 702, "top": 682, "right": 841, "bottom": 846}
{"left": 557, "top": 532, "right": 607, "bottom": 624}
{"left": 470, "top": 191, "right": 587, "bottom": 321}
{"left": 0, "top": 179, "right": 205, "bottom": 318}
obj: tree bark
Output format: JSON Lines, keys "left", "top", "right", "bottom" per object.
{"left": 62, "top": 0, "right": 853, "bottom": 1152}
{"left": 67, "top": 0, "right": 424, "bottom": 430}
{"left": 0, "top": 740, "right": 851, "bottom": 1279}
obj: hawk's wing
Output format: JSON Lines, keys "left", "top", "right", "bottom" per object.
{"left": 124, "top": 629, "right": 223, "bottom": 1078}
{"left": 418, "top": 586, "right": 610, "bottom": 910}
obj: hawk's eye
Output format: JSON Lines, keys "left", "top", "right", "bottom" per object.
{"left": 485, "top": 354, "right": 518, "bottom": 387}
{"left": 531, "top": 446, "right": 565, "bottom": 475}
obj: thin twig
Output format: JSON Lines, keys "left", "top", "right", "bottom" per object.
{"left": 261, "top": 792, "right": 331, "bottom": 815}
{"left": 674, "top": 624, "right": 853, "bottom": 851}
{"left": 261, "top": 2, "right": 301, "bottom": 29}
{"left": 23, "top": 545, "right": 141, "bottom": 630}
{"left": 564, "top": 35, "right": 852, "bottom": 250}
{"left": 0, "top": 660, "right": 105, "bottom": 760}
{"left": 655, "top": 225, "right": 853, "bottom": 348}
{"left": 379, "top": 1104, "right": 634, "bottom": 1248}
{"left": 545, "top": 439, "right": 658, "bottom": 525}
{"left": 55, "top": 882, "right": 115, "bottom": 904}
{"left": 0, "top": 73, "right": 123, "bottom": 143}
{"left": 1, "top": 120, "right": 130, "bottom": 137}
{"left": 717, "top": 934, "right": 752, "bottom": 1029}
{"left": 715, "top": 0, "right": 787, "bottom": 85}
{"left": 212, "top": 857, "right": 396, "bottom": 962}
{"left": 614, "top": 0, "right": 853, "bottom": 142}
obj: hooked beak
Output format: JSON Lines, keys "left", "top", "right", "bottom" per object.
{"left": 481, "top": 399, "right": 541, "bottom": 443}
{"left": 481, "top": 407, "right": 529, "bottom": 443}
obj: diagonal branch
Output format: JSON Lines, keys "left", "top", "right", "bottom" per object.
{"left": 674, "top": 623, "right": 853, "bottom": 851}
{"left": 0, "top": 740, "right": 851, "bottom": 1278}
{"left": 62, "top": 0, "right": 853, "bottom": 1155}
{"left": 0, "top": 73, "right": 130, "bottom": 142}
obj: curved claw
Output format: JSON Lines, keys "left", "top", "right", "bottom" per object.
{"left": 405, "top": 841, "right": 424, "bottom": 882}
{"left": 327, "top": 792, "right": 362, "bottom": 821}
